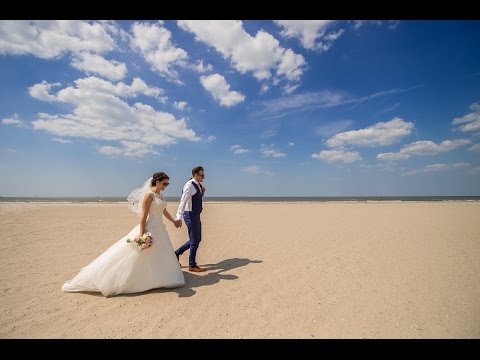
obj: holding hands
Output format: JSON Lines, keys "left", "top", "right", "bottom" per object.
{"left": 174, "top": 219, "right": 182, "bottom": 228}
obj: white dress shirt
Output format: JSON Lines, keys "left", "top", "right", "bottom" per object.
{"left": 175, "top": 179, "right": 202, "bottom": 220}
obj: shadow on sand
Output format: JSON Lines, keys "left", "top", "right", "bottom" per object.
{"left": 123, "top": 257, "right": 262, "bottom": 298}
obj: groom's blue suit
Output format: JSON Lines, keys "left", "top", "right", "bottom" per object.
{"left": 175, "top": 180, "right": 203, "bottom": 267}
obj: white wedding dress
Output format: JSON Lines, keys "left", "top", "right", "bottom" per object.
{"left": 62, "top": 191, "right": 185, "bottom": 296}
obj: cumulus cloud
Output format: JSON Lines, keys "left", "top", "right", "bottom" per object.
{"left": 229, "top": 145, "right": 251, "bottom": 154}
{"left": 192, "top": 59, "right": 213, "bottom": 73}
{"left": 71, "top": 52, "right": 127, "bottom": 81}
{"left": 377, "top": 139, "right": 471, "bottom": 160}
{"left": 274, "top": 20, "right": 344, "bottom": 51}
{"left": 173, "top": 101, "right": 188, "bottom": 111}
{"left": 32, "top": 77, "right": 163, "bottom": 101}
{"left": 178, "top": 20, "right": 305, "bottom": 91}
{"left": 28, "top": 81, "right": 62, "bottom": 102}
{"left": 326, "top": 117, "right": 413, "bottom": 147}
{"left": 451, "top": 101, "right": 480, "bottom": 133}
{"left": 0, "top": 20, "right": 116, "bottom": 59}
{"left": 1, "top": 113, "right": 27, "bottom": 128}
{"left": 261, "top": 144, "right": 286, "bottom": 157}
{"left": 0, "top": 20, "right": 127, "bottom": 80}
{"left": 312, "top": 149, "right": 362, "bottom": 163}
{"left": 130, "top": 21, "right": 188, "bottom": 83}
{"left": 401, "top": 139, "right": 471, "bottom": 155}
{"left": 28, "top": 76, "right": 198, "bottom": 157}
{"left": 200, "top": 74, "right": 245, "bottom": 107}
{"left": 403, "top": 162, "right": 470, "bottom": 176}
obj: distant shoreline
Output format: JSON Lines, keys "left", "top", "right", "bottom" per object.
{"left": 1, "top": 196, "right": 480, "bottom": 204}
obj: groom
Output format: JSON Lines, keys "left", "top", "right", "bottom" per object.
{"left": 174, "top": 166, "right": 206, "bottom": 272}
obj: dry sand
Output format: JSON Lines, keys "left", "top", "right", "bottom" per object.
{"left": 0, "top": 201, "right": 479, "bottom": 338}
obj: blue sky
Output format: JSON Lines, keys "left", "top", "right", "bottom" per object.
{"left": 1, "top": 20, "right": 479, "bottom": 197}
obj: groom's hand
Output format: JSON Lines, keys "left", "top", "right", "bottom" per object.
{"left": 174, "top": 220, "right": 182, "bottom": 228}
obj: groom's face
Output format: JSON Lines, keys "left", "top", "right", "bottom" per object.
{"left": 194, "top": 171, "right": 205, "bottom": 182}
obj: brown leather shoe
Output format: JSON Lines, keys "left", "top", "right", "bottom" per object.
{"left": 188, "top": 266, "right": 206, "bottom": 272}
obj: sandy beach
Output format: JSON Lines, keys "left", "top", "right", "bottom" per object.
{"left": 0, "top": 201, "right": 479, "bottom": 338}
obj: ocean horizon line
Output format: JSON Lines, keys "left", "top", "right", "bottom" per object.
{"left": 1, "top": 196, "right": 480, "bottom": 203}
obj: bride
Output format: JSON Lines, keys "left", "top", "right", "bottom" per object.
{"left": 62, "top": 172, "right": 185, "bottom": 297}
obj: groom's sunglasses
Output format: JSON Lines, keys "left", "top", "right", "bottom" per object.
{"left": 198, "top": 174, "right": 205, "bottom": 178}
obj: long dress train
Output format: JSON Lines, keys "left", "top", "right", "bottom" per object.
{"left": 62, "top": 191, "right": 184, "bottom": 296}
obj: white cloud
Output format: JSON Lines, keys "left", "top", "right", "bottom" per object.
{"left": 192, "top": 59, "right": 213, "bottom": 73}
{"left": 98, "top": 141, "right": 159, "bottom": 158}
{"left": 52, "top": 138, "right": 72, "bottom": 144}
{"left": 130, "top": 21, "right": 188, "bottom": 83}
{"left": 242, "top": 165, "right": 261, "bottom": 174}
{"left": 71, "top": 52, "right": 127, "bottom": 81}
{"left": 403, "top": 162, "right": 470, "bottom": 176}
{"left": 352, "top": 20, "right": 399, "bottom": 30}
{"left": 173, "top": 101, "right": 188, "bottom": 111}
{"left": 261, "top": 144, "right": 286, "bottom": 158}
{"left": 205, "top": 135, "right": 216, "bottom": 142}
{"left": 282, "top": 83, "right": 300, "bottom": 95}
{"left": 288, "top": 142, "right": 295, "bottom": 146}
{"left": 377, "top": 139, "right": 471, "bottom": 160}
{"left": 30, "top": 77, "right": 164, "bottom": 102}
{"left": 452, "top": 101, "right": 480, "bottom": 133}
{"left": 178, "top": 20, "right": 305, "bottom": 90}
{"left": 400, "top": 139, "right": 471, "bottom": 155}
{"left": 0, "top": 21, "right": 132, "bottom": 81}
{"left": 274, "top": 20, "right": 344, "bottom": 51}
{"left": 28, "top": 81, "right": 62, "bottom": 102}
{"left": 312, "top": 149, "right": 362, "bottom": 163}
{"left": 229, "top": 145, "right": 251, "bottom": 155}
{"left": 0, "top": 20, "right": 116, "bottom": 59}
{"left": 28, "top": 76, "right": 198, "bottom": 157}
{"left": 1, "top": 113, "right": 27, "bottom": 128}
{"left": 200, "top": 74, "right": 245, "bottom": 107}
{"left": 468, "top": 143, "right": 480, "bottom": 152}
{"left": 326, "top": 117, "right": 413, "bottom": 147}
{"left": 377, "top": 152, "right": 410, "bottom": 161}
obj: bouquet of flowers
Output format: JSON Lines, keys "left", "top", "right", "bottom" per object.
{"left": 127, "top": 232, "right": 154, "bottom": 251}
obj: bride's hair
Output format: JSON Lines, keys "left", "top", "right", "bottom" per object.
{"left": 150, "top": 172, "right": 169, "bottom": 186}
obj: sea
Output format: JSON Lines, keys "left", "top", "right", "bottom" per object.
{"left": 1, "top": 196, "right": 479, "bottom": 203}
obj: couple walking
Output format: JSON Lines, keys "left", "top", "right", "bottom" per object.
{"left": 62, "top": 166, "right": 207, "bottom": 297}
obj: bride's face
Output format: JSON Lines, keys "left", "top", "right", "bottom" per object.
{"left": 159, "top": 180, "right": 170, "bottom": 190}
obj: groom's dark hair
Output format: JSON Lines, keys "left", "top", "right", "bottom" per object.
{"left": 192, "top": 166, "right": 204, "bottom": 177}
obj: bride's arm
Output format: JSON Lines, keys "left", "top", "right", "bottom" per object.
{"left": 139, "top": 193, "right": 154, "bottom": 236}
{"left": 163, "top": 208, "right": 178, "bottom": 225}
